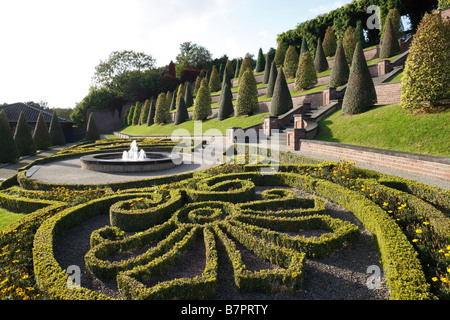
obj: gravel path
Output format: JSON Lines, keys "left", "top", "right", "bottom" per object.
{"left": 53, "top": 187, "right": 390, "bottom": 300}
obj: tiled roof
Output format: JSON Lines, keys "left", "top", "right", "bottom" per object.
{"left": 0, "top": 103, "right": 73, "bottom": 124}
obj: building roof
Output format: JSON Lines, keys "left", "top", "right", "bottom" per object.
{"left": 0, "top": 103, "right": 73, "bottom": 125}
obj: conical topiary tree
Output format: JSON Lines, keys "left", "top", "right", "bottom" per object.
{"left": 235, "top": 68, "right": 258, "bottom": 116}
{"left": 300, "top": 39, "right": 309, "bottom": 58}
{"left": 170, "top": 88, "right": 177, "bottom": 111}
{"left": 322, "top": 26, "right": 337, "bottom": 57}
{"left": 255, "top": 48, "right": 266, "bottom": 72}
{"left": 184, "top": 83, "right": 194, "bottom": 108}
{"left": 218, "top": 81, "right": 234, "bottom": 121}
{"left": 234, "top": 59, "right": 241, "bottom": 79}
{"left": 380, "top": 18, "right": 401, "bottom": 58}
{"left": 356, "top": 20, "right": 366, "bottom": 48}
{"left": 222, "top": 71, "right": 232, "bottom": 93}
{"left": 343, "top": 26, "right": 359, "bottom": 65}
{"left": 146, "top": 98, "right": 156, "bottom": 126}
{"left": 342, "top": 42, "right": 377, "bottom": 115}
{"left": 140, "top": 99, "right": 151, "bottom": 125}
{"left": 295, "top": 52, "right": 318, "bottom": 91}
{"left": 263, "top": 55, "right": 272, "bottom": 84}
{"left": 14, "top": 112, "right": 36, "bottom": 157}
{"left": 270, "top": 68, "right": 293, "bottom": 116}
{"left": 132, "top": 102, "right": 141, "bottom": 125}
{"left": 329, "top": 41, "right": 350, "bottom": 87}
{"left": 283, "top": 45, "right": 299, "bottom": 78}
{"left": 401, "top": 13, "right": 450, "bottom": 111}
{"left": 238, "top": 56, "right": 253, "bottom": 84}
{"left": 209, "top": 65, "right": 221, "bottom": 93}
{"left": 127, "top": 104, "right": 135, "bottom": 125}
{"left": 85, "top": 112, "right": 100, "bottom": 141}
{"left": 274, "top": 41, "right": 287, "bottom": 67}
{"left": 266, "top": 60, "right": 278, "bottom": 98}
{"left": 225, "top": 60, "right": 234, "bottom": 80}
{"left": 49, "top": 111, "right": 66, "bottom": 146}
{"left": 33, "top": 112, "right": 52, "bottom": 150}
{"left": 0, "top": 109, "right": 19, "bottom": 163}
{"left": 193, "top": 78, "right": 212, "bottom": 121}
{"left": 154, "top": 93, "right": 170, "bottom": 125}
{"left": 174, "top": 94, "right": 189, "bottom": 125}
{"left": 314, "top": 38, "right": 329, "bottom": 73}
{"left": 381, "top": 8, "right": 402, "bottom": 43}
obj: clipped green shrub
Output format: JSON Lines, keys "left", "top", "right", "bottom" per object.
{"left": 329, "top": 41, "right": 350, "bottom": 87}
{"left": 193, "top": 78, "right": 212, "bottom": 121}
{"left": 255, "top": 48, "right": 266, "bottom": 72}
{"left": 235, "top": 68, "right": 258, "bottom": 116}
{"left": 127, "top": 104, "right": 135, "bottom": 125}
{"left": 146, "top": 98, "right": 156, "bottom": 126}
{"left": 154, "top": 93, "right": 170, "bottom": 125}
{"left": 401, "top": 13, "right": 450, "bottom": 111}
{"left": 274, "top": 41, "right": 287, "bottom": 67}
{"left": 221, "top": 70, "right": 232, "bottom": 92}
{"left": 234, "top": 59, "right": 241, "bottom": 79}
{"left": 49, "top": 111, "right": 66, "bottom": 146}
{"left": 270, "top": 68, "right": 293, "bottom": 116}
{"left": 132, "top": 102, "right": 141, "bottom": 125}
{"left": 140, "top": 99, "right": 151, "bottom": 125}
{"left": 225, "top": 60, "right": 234, "bottom": 80}
{"left": 0, "top": 109, "right": 19, "bottom": 163}
{"left": 266, "top": 60, "right": 278, "bottom": 98}
{"left": 184, "top": 82, "right": 194, "bottom": 108}
{"left": 343, "top": 26, "right": 359, "bottom": 65}
{"left": 14, "top": 112, "right": 37, "bottom": 157}
{"left": 295, "top": 51, "right": 318, "bottom": 91}
{"left": 174, "top": 94, "right": 189, "bottom": 125}
{"left": 170, "top": 88, "right": 177, "bottom": 111}
{"left": 218, "top": 82, "right": 234, "bottom": 121}
{"left": 440, "top": 0, "right": 450, "bottom": 9}
{"left": 209, "top": 65, "right": 221, "bottom": 93}
{"left": 263, "top": 54, "right": 272, "bottom": 84}
{"left": 85, "top": 112, "right": 100, "bottom": 141}
{"left": 356, "top": 20, "right": 366, "bottom": 47}
{"left": 300, "top": 38, "right": 309, "bottom": 58}
{"left": 238, "top": 56, "right": 253, "bottom": 84}
{"left": 380, "top": 18, "right": 400, "bottom": 58}
{"left": 382, "top": 8, "right": 402, "bottom": 43}
{"left": 322, "top": 26, "right": 337, "bottom": 57}
{"left": 283, "top": 45, "right": 299, "bottom": 78}
{"left": 33, "top": 111, "right": 52, "bottom": 150}
{"left": 342, "top": 42, "right": 377, "bottom": 115}
{"left": 314, "top": 38, "right": 329, "bottom": 73}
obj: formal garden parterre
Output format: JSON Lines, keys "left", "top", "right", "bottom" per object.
{"left": 0, "top": 138, "right": 449, "bottom": 300}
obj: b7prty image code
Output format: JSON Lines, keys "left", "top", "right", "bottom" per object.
{"left": 181, "top": 304, "right": 269, "bottom": 317}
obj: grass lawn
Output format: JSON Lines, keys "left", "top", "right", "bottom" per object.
{"left": 316, "top": 103, "right": 450, "bottom": 157}
{"left": 120, "top": 112, "right": 270, "bottom": 136}
{"left": 0, "top": 208, "right": 26, "bottom": 230}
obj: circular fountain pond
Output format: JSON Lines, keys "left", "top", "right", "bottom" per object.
{"left": 80, "top": 141, "right": 182, "bottom": 173}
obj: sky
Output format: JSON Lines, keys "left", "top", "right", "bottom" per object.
{"left": 0, "top": 0, "right": 353, "bottom": 110}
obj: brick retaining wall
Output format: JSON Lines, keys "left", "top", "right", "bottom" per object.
{"left": 375, "top": 82, "right": 402, "bottom": 104}
{"left": 298, "top": 139, "right": 450, "bottom": 181}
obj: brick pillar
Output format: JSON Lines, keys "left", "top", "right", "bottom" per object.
{"left": 322, "top": 87, "right": 336, "bottom": 106}
{"left": 294, "top": 114, "right": 305, "bottom": 129}
{"left": 286, "top": 128, "right": 305, "bottom": 151}
{"left": 377, "top": 60, "right": 392, "bottom": 76}
{"left": 264, "top": 116, "right": 279, "bottom": 136}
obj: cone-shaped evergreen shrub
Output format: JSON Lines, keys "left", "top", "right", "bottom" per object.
{"left": 49, "top": 111, "right": 66, "bottom": 146}
{"left": 85, "top": 112, "right": 100, "bottom": 141}
{"left": 263, "top": 55, "right": 272, "bottom": 84}
{"left": 127, "top": 105, "right": 135, "bottom": 125}
{"left": 356, "top": 20, "right": 366, "bottom": 48}
{"left": 380, "top": 18, "right": 400, "bottom": 58}
{"left": 255, "top": 48, "right": 266, "bottom": 72}
{"left": 235, "top": 68, "right": 258, "bottom": 116}
{"left": 33, "top": 112, "right": 52, "bottom": 150}
{"left": 381, "top": 8, "right": 402, "bottom": 43}
{"left": 123, "top": 109, "right": 130, "bottom": 126}
{"left": 177, "top": 83, "right": 185, "bottom": 105}
{"left": 283, "top": 45, "right": 299, "bottom": 78}
{"left": 343, "top": 26, "right": 359, "bottom": 65}
{"left": 266, "top": 60, "right": 278, "bottom": 98}
{"left": 401, "top": 13, "right": 450, "bottom": 111}
{"left": 140, "top": 99, "right": 151, "bottom": 125}
{"left": 193, "top": 79, "right": 212, "bottom": 121}
{"left": 222, "top": 71, "right": 232, "bottom": 93}
{"left": 132, "top": 102, "right": 141, "bottom": 125}
{"left": 146, "top": 98, "right": 156, "bottom": 126}
{"left": 322, "top": 26, "right": 337, "bottom": 57}
{"left": 274, "top": 41, "right": 287, "bottom": 67}
{"left": 342, "top": 42, "right": 377, "bottom": 115}
{"left": 270, "top": 68, "right": 293, "bottom": 116}
{"left": 209, "top": 65, "right": 221, "bottom": 93}
{"left": 14, "top": 112, "right": 36, "bottom": 157}
{"left": 238, "top": 56, "right": 253, "bottom": 84}
{"left": 0, "top": 109, "right": 19, "bottom": 163}
{"left": 314, "top": 39, "right": 329, "bottom": 73}
{"left": 184, "top": 82, "right": 194, "bottom": 108}
{"left": 170, "top": 88, "right": 177, "bottom": 110}
{"left": 154, "top": 93, "right": 170, "bottom": 125}
{"left": 174, "top": 94, "right": 189, "bottom": 125}
{"left": 295, "top": 52, "right": 318, "bottom": 91}
{"left": 218, "top": 82, "right": 234, "bottom": 121}
{"left": 225, "top": 60, "right": 234, "bottom": 80}
{"left": 234, "top": 59, "right": 241, "bottom": 79}
{"left": 329, "top": 41, "right": 350, "bottom": 87}
{"left": 300, "top": 39, "right": 309, "bottom": 58}
{"left": 165, "top": 91, "right": 173, "bottom": 112}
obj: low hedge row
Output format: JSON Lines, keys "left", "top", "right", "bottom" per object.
{"left": 214, "top": 223, "right": 305, "bottom": 293}
{"left": 116, "top": 227, "right": 218, "bottom": 300}
{"left": 186, "top": 178, "right": 255, "bottom": 203}
{"left": 110, "top": 190, "right": 184, "bottom": 232}
{"left": 173, "top": 201, "right": 237, "bottom": 226}
{"left": 0, "top": 190, "right": 59, "bottom": 214}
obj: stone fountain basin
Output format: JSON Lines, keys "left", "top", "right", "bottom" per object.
{"left": 80, "top": 152, "right": 182, "bottom": 173}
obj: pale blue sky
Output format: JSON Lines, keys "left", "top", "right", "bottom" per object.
{"left": 0, "top": 0, "right": 353, "bottom": 109}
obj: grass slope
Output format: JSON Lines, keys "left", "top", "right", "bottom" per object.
{"left": 316, "top": 104, "right": 450, "bottom": 157}
{"left": 0, "top": 208, "right": 25, "bottom": 230}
